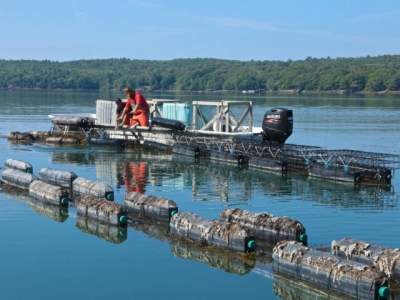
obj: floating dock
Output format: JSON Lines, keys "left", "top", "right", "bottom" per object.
{"left": 7, "top": 99, "right": 395, "bottom": 186}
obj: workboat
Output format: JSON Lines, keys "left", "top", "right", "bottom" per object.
{"left": 40, "top": 99, "right": 400, "bottom": 186}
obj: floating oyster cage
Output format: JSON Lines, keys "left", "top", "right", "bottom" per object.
{"left": 49, "top": 113, "right": 97, "bottom": 135}
{"left": 281, "top": 143, "right": 327, "bottom": 169}
{"left": 173, "top": 132, "right": 326, "bottom": 161}
{"left": 317, "top": 149, "right": 400, "bottom": 169}
{"left": 308, "top": 149, "right": 400, "bottom": 183}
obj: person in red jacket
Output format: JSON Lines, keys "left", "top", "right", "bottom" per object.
{"left": 120, "top": 87, "right": 149, "bottom": 128}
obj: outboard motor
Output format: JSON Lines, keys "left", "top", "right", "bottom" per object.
{"left": 262, "top": 107, "right": 293, "bottom": 143}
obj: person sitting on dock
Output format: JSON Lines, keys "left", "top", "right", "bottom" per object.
{"left": 120, "top": 87, "right": 149, "bottom": 128}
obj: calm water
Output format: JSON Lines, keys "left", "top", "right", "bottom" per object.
{"left": 0, "top": 90, "right": 399, "bottom": 300}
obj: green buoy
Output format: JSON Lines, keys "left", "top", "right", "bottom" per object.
{"left": 247, "top": 240, "right": 256, "bottom": 250}
{"left": 61, "top": 197, "right": 69, "bottom": 206}
{"left": 299, "top": 233, "right": 308, "bottom": 244}
{"left": 379, "top": 286, "right": 390, "bottom": 298}
{"left": 119, "top": 215, "right": 127, "bottom": 226}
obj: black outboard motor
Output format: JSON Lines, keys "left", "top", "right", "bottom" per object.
{"left": 262, "top": 107, "right": 293, "bottom": 143}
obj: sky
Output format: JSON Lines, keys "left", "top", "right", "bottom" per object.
{"left": 1, "top": 0, "right": 399, "bottom": 62}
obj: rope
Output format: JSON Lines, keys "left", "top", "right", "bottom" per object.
{"left": 354, "top": 275, "right": 359, "bottom": 299}
{"left": 254, "top": 146, "right": 266, "bottom": 157}
{"left": 216, "top": 142, "right": 223, "bottom": 152}
{"left": 300, "top": 149, "right": 316, "bottom": 165}
{"left": 327, "top": 268, "right": 333, "bottom": 290}
{"left": 318, "top": 154, "right": 333, "bottom": 168}
{"left": 240, "top": 143, "right": 252, "bottom": 154}
{"left": 269, "top": 148, "right": 282, "bottom": 159}
{"left": 228, "top": 143, "right": 236, "bottom": 153}
{"left": 338, "top": 156, "right": 357, "bottom": 171}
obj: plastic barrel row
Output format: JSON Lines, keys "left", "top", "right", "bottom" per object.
{"left": 2, "top": 159, "right": 114, "bottom": 201}
{"left": 273, "top": 241, "right": 391, "bottom": 300}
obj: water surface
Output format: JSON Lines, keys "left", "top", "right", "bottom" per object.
{"left": 0, "top": 90, "right": 399, "bottom": 299}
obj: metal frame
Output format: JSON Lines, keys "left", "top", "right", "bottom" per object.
{"left": 192, "top": 101, "right": 253, "bottom": 132}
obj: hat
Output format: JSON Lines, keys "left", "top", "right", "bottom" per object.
{"left": 114, "top": 98, "right": 122, "bottom": 103}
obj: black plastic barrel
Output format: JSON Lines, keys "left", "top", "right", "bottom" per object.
{"left": 142, "top": 141, "right": 172, "bottom": 151}
{"left": 151, "top": 117, "right": 186, "bottom": 131}
{"left": 261, "top": 108, "right": 293, "bottom": 143}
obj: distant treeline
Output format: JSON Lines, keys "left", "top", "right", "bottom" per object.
{"left": 1, "top": 55, "right": 400, "bottom": 92}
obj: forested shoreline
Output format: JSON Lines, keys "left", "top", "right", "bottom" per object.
{"left": 1, "top": 55, "right": 400, "bottom": 93}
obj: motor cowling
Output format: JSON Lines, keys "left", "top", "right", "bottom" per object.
{"left": 262, "top": 107, "right": 293, "bottom": 143}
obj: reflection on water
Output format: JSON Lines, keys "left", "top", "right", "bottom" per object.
{"left": 170, "top": 241, "right": 255, "bottom": 275}
{"left": 171, "top": 154, "right": 253, "bottom": 201}
{"left": 29, "top": 200, "right": 69, "bottom": 222}
{"left": 249, "top": 168, "right": 399, "bottom": 210}
{"left": 272, "top": 272, "right": 352, "bottom": 300}
{"left": 121, "top": 162, "right": 148, "bottom": 193}
{"left": 75, "top": 215, "right": 127, "bottom": 244}
{"left": 298, "top": 177, "right": 397, "bottom": 210}
{"left": 130, "top": 219, "right": 256, "bottom": 275}
{"left": 11, "top": 141, "right": 399, "bottom": 210}
{"left": 83, "top": 148, "right": 398, "bottom": 210}
{"left": 49, "top": 146, "right": 101, "bottom": 166}
{"left": 1, "top": 188, "right": 69, "bottom": 222}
